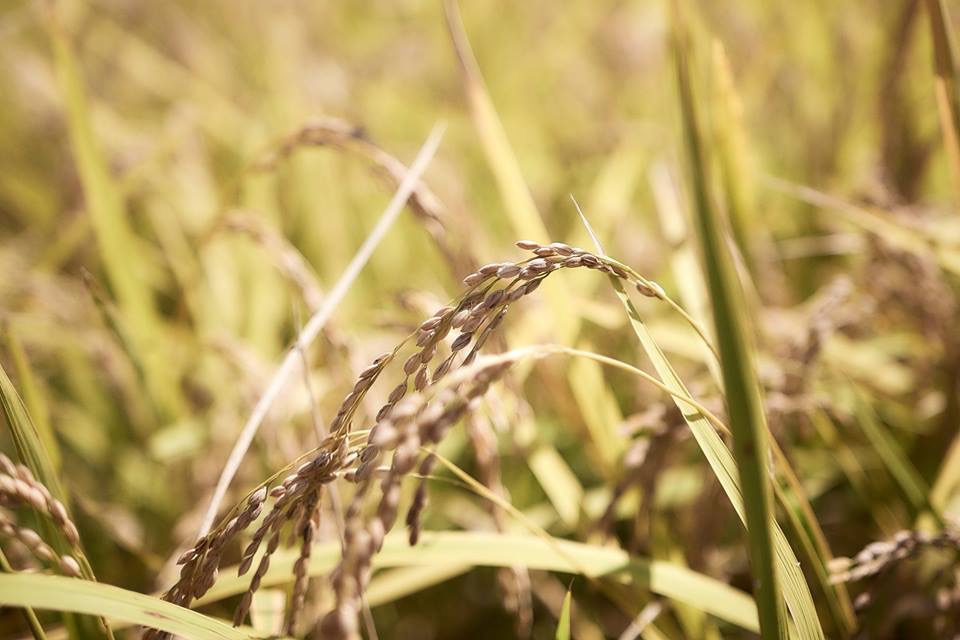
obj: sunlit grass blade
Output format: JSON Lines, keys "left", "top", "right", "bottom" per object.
{"left": 443, "top": 0, "right": 548, "bottom": 243}
{"left": 202, "top": 530, "right": 761, "bottom": 633}
{"left": 672, "top": 6, "right": 787, "bottom": 637}
{"left": 250, "top": 589, "right": 285, "bottom": 637}
{"left": 569, "top": 341, "right": 627, "bottom": 470}
{"left": 649, "top": 162, "right": 721, "bottom": 382}
{"left": 556, "top": 586, "right": 572, "bottom": 640}
{"left": 0, "top": 574, "right": 251, "bottom": 640}
{"left": 674, "top": 12, "right": 853, "bottom": 638}
{"left": 526, "top": 444, "right": 585, "bottom": 527}
{"left": 0, "top": 550, "right": 47, "bottom": 640}
{"left": 650, "top": 519, "right": 714, "bottom": 639}
{"left": 443, "top": 0, "right": 588, "bottom": 347}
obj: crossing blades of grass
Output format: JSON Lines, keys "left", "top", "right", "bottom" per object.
{"left": 650, "top": 155, "right": 854, "bottom": 635}
{"left": 576, "top": 177, "right": 823, "bottom": 640}
{"left": 583, "top": 225, "right": 823, "bottom": 640}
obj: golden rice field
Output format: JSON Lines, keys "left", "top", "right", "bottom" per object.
{"left": 1, "top": 1, "right": 960, "bottom": 639}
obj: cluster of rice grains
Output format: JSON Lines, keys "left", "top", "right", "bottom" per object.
{"left": 829, "top": 525, "right": 960, "bottom": 632}
{"left": 829, "top": 527, "right": 960, "bottom": 585}
{"left": 0, "top": 453, "right": 83, "bottom": 578}
{"left": 152, "top": 241, "right": 665, "bottom": 638}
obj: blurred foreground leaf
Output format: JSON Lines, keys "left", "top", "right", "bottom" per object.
{"left": 0, "top": 574, "right": 250, "bottom": 640}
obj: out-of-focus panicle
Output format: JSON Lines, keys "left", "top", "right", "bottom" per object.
{"left": 0, "top": 453, "right": 83, "bottom": 577}
{"left": 250, "top": 116, "right": 478, "bottom": 278}
{"left": 828, "top": 526, "right": 960, "bottom": 585}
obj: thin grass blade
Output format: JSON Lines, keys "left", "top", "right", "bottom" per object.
{"left": 4, "top": 325, "right": 58, "bottom": 472}
{"left": 852, "top": 389, "right": 943, "bottom": 526}
{"left": 924, "top": 0, "right": 960, "bottom": 191}
{"left": 556, "top": 587, "right": 572, "bottom": 640}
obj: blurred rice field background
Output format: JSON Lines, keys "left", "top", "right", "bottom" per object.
{"left": 2, "top": 0, "right": 960, "bottom": 638}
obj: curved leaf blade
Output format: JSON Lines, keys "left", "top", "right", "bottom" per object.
{"left": 0, "top": 575, "right": 252, "bottom": 640}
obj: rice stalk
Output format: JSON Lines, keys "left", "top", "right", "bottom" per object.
{"left": 673, "top": 4, "right": 788, "bottom": 636}
{"left": 0, "top": 457, "right": 85, "bottom": 583}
